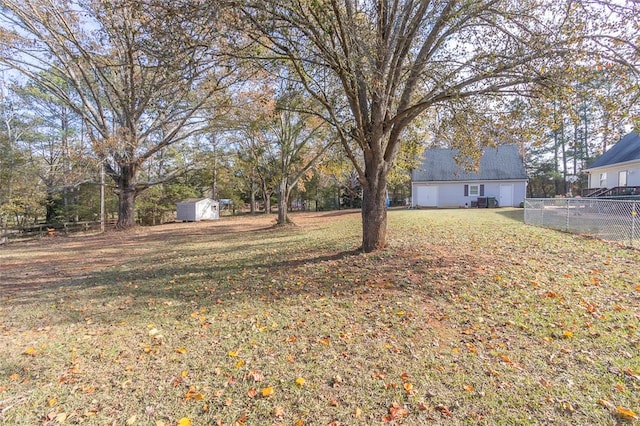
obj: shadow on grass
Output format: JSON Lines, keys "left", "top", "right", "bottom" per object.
{"left": 494, "top": 208, "right": 525, "bottom": 222}
{"left": 1, "top": 210, "right": 474, "bottom": 328}
{"left": 2, "top": 233, "right": 458, "bottom": 329}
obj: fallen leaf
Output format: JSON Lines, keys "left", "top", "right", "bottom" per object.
{"left": 246, "top": 370, "right": 264, "bottom": 382}
{"left": 177, "top": 418, "right": 192, "bottom": 426}
{"left": 261, "top": 386, "right": 274, "bottom": 397}
{"left": 561, "top": 401, "right": 574, "bottom": 413}
{"left": 23, "top": 347, "right": 37, "bottom": 356}
{"left": 331, "top": 375, "right": 343, "bottom": 387}
{"left": 436, "top": 404, "right": 452, "bottom": 416}
{"left": 175, "top": 348, "right": 187, "bottom": 354}
{"left": 616, "top": 406, "right": 638, "bottom": 420}
{"left": 184, "top": 388, "right": 205, "bottom": 401}
{"left": 48, "top": 398, "right": 57, "bottom": 407}
{"left": 599, "top": 399, "right": 615, "bottom": 411}
{"left": 383, "top": 403, "right": 409, "bottom": 422}
{"left": 272, "top": 406, "right": 285, "bottom": 417}
{"left": 295, "top": 377, "right": 306, "bottom": 387}
{"left": 403, "top": 382, "right": 413, "bottom": 394}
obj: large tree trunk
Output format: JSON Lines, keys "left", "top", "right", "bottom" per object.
{"left": 262, "top": 180, "right": 271, "bottom": 214}
{"left": 115, "top": 164, "right": 138, "bottom": 229}
{"left": 249, "top": 177, "right": 256, "bottom": 214}
{"left": 276, "top": 178, "right": 289, "bottom": 225}
{"left": 45, "top": 192, "right": 56, "bottom": 223}
{"left": 361, "top": 167, "right": 388, "bottom": 253}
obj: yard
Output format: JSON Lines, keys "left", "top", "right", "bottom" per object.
{"left": 1, "top": 209, "right": 638, "bottom": 425}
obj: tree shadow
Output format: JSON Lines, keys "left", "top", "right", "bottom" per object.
{"left": 494, "top": 208, "right": 524, "bottom": 223}
{"left": 0, "top": 210, "right": 476, "bottom": 330}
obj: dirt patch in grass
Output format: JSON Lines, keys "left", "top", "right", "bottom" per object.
{"left": 1, "top": 209, "right": 638, "bottom": 425}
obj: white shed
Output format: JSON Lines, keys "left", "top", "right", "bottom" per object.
{"left": 176, "top": 198, "right": 219, "bottom": 221}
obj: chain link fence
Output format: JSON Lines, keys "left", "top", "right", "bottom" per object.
{"left": 524, "top": 198, "right": 639, "bottom": 248}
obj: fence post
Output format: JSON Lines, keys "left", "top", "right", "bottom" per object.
{"left": 565, "top": 199, "right": 570, "bottom": 232}
{"left": 633, "top": 201, "right": 637, "bottom": 248}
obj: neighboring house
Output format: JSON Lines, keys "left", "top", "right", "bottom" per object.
{"left": 411, "top": 145, "right": 528, "bottom": 208}
{"left": 176, "top": 198, "right": 220, "bottom": 221}
{"left": 584, "top": 131, "right": 640, "bottom": 196}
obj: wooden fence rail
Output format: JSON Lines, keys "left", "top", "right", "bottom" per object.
{"left": 0, "top": 221, "right": 108, "bottom": 244}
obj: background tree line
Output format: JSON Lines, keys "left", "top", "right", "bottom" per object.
{"left": 1, "top": 0, "right": 638, "bottom": 251}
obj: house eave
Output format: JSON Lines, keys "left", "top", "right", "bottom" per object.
{"left": 585, "top": 159, "right": 640, "bottom": 172}
{"left": 412, "top": 178, "right": 528, "bottom": 184}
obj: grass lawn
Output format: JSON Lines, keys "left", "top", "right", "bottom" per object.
{"left": 1, "top": 208, "right": 638, "bottom": 425}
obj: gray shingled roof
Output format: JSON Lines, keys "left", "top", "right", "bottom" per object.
{"left": 412, "top": 145, "right": 527, "bottom": 182}
{"left": 586, "top": 131, "right": 640, "bottom": 170}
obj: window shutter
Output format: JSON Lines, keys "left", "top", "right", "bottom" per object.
{"left": 480, "top": 184, "right": 485, "bottom": 196}
{"left": 464, "top": 184, "right": 469, "bottom": 196}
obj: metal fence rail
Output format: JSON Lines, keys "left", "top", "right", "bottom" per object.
{"left": 524, "top": 198, "right": 639, "bottom": 248}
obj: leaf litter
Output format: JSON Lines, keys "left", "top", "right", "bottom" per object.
{"left": 0, "top": 209, "right": 638, "bottom": 424}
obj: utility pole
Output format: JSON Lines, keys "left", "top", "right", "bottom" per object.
{"left": 100, "top": 162, "right": 105, "bottom": 233}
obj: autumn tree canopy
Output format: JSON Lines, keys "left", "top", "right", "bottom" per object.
{"left": 236, "top": 0, "right": 599, "bottom": 251}
{"left": 0, "top": 0, "right": 238, "bottom": 228}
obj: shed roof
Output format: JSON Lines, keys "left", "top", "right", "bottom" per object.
{"left": 586, "top": 131, "right": 640, "bottom": 170}
{"left": 412, "top": 144, "right": 527, "bottom": 182}
{"left": 178, "top": 198, "right": 209, "bottom": 204}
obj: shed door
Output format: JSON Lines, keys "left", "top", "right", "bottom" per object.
{"left": 416, "top": 185, "right": 438, "bottom": 207}
{"left": 499, "top": 184, "right": 513, "bottom": 207}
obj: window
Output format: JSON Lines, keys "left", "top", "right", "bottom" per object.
{"left": 619, "top": 171, "right": 628, "bottom": 187}
{"left": 599, "top": 173, "right": 607, "bottom": 187}
{"left": 464, "top": 184, "right": 484, "bottom": 196}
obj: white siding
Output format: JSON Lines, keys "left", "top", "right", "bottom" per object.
{"left": 588, "top": 161, "right": 640, "bottom": 188}
{"left": 177, "top": 199, "right": 219, "bottom": 221}
{"left": 412, "top": 181, "right": 526, "bottom": 207}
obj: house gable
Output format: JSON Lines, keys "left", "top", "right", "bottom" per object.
{"left": 412, "top": 144, "right": 527, "bottom": 182}
{"left": 411, "top": 145, "right": 527, "bottom": 208}
{"left": 586, "top": 131, "right": 640, "bottom": 170}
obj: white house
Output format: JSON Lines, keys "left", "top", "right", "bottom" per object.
{"left": 176, "top": 198, "right": 220, "bottom": 221}
{"left": 584, "top": 131, "right": 640, "bottom": 196}
{"left": 411, "top": 145, "right": 528, "bottom": 208}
